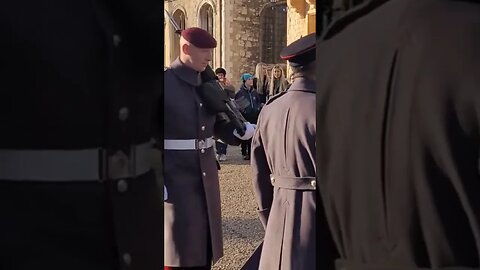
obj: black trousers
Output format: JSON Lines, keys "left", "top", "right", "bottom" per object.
{"left": 241, "top": 139, "right": 252, "bottom": 156}
{"left": 215, "top": 141, "right": 227, "bottom": 155}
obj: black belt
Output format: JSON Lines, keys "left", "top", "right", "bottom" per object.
{"left": 0, "top": 142, "right": 153, "bottom": 181}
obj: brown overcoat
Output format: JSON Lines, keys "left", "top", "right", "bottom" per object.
{"left": 317, "top": 0, "right": 480, "bottom": 269}
{"left": 250, "top": 77, "right": 317, "bottom": 269}
{"left": 164, "top": 59, "right": 240, "bottom": 267}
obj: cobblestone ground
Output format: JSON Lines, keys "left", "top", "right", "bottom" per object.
{"left": 153, "top": 145, "right": 264, "bottom": 270}
{"left": 212, "top": 145, "right": 264, "bottom": 270}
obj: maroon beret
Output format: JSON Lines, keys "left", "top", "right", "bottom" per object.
{"left": 181, "top": 27, "right": 217, "bottom": 49}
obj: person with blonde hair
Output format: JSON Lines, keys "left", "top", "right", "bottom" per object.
{"left": 267, "top": 65, "right": 288, "bottom": 101}
{"left": 254, "top": 62, "right": 268, "bottom": 103}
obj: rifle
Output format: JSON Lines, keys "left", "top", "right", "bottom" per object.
{"left": 164, "top": 9, "right": 247, "bottom": 136}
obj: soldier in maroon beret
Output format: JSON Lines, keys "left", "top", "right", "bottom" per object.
{"left": 176, "top": 27, "right": 217, "bottom": 72}
{"left": 164, "top": 27, "right": 256, "bottom": 269}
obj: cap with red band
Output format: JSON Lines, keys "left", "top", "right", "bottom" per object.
{"left": 280, "top": 33, "right": 316, "bottom": 67}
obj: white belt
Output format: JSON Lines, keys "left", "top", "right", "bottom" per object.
{"left": 164, "top": 137, "right": 215, "bottom": 150}
{"left": 0, "top": 142, "right": 153, "bottom": 181}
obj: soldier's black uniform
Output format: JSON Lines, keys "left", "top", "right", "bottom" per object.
{"left": 0, "top": 1, "right": 163, "bottom": 269}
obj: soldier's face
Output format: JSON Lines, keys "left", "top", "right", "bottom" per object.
{"left": 185, "top": 44, "right": 213, "bottom": 72}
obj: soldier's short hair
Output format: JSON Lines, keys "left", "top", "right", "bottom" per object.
{"left": 291, "top": 61, "right": 315, "bottom": 80}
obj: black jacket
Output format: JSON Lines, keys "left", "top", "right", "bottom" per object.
{"left": 0, "top": 1, "right": 163, "bottom": 269}
{"left": 235, "top": 84, "right": 262, "bottom": 124}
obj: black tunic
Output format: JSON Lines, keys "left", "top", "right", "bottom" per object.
{"left": 0, "top": 0, "right": 163, "bottom": 269}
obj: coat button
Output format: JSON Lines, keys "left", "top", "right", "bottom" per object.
{"left": 122, "top": 253, "right": 132, "bottom": 265}
{"left": 117, "top": 179, "right": 128, "bottom": 192}
{"left": 202, "top": 172, "right": 206, "bottom": 177}
{"left": 118, "top": 107, "right": 129, "bottom": 121}
{"left": 199, "top": 102, "right": 203, "bottom": 107}
{"left": 113, "top": 34, "right": 121, "bottom": 47}
{"left": 270, "top": 176, "right": 275, "bottom": 184}
{"left": 201, "top": 149, "right": 205, "bottom": 154}
{"left": 201, "top": 126, "right": 206, "bottom": 131}
{"left": 311, "top": 180, "right": 316, "bottom": 189}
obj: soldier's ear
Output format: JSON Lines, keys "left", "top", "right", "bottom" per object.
{"left": 182, "top": 43, "right": 189, "bottom": 55}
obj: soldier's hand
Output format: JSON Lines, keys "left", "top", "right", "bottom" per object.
{"left": 233, "top": 122, "right": 256, "bottom": 140}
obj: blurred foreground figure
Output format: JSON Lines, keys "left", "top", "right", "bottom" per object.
{"left": 0, "top": 1, "right": 163, "bottom": 269}
{"left": 317, "top": 0, "right": 480, "bottom": 269}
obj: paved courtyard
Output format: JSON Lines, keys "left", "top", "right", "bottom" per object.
{"left": 154, "top": 145, "right": 264, "bottom": 269}
{"left": 212, "top": 146, "right": 264, "bottom": 270}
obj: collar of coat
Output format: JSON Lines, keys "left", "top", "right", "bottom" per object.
{"left": 170, "top": 58, "right": 202, "bottom": 87}
{"left": 288, "top": 77, "right": 315, "bottom": 93}
{"left": 321, "top": 0, "right": 392, "bottom": 40}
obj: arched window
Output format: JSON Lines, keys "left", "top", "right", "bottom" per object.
{"left": 172, "top": 9, "right": 186, "bottom": 61}
{"left": 260, "top": 2, "right": 288, "bottom": 64}
{"left": 199, "top": 4, "right": 214, "bottom": 36}
{"left": 199, "top": 4, "right": 215, "bottom": 66}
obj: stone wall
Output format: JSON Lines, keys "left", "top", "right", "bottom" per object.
{"left": 223, "top": 0, "right": 272, "bottom": 88}
{"left": 287, "top": 8, "right": 307, "bottom": 45}
{"left": 164, "top": 0, "right": 312, "bottom": 88}
{"left": 285, "top": 0, "right": 316, "bottom": 76}
{"left": 164, "top": 0, "right": 222, "bottom": 68}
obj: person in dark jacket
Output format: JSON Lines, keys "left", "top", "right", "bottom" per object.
{"left": 214, "top": 67, "right": 235, "bottom": 161}
{"left": 214, "top": 67, "right": 235, "bottom": 99}
{"left": 234, "top": 73, "right": 263, "bottom": 160}
{"left": 0, "top": 1, "right": 163, "bottom": 270}
{"left": 317, "top": 0, "right": 480, "bottom": 269}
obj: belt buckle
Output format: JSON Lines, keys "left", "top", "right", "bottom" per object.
{"left": 99, "top": 145, "right": 137, "bottom": 181}
{"left": 196, "top": 139, "right": 206, "bottom": 150}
